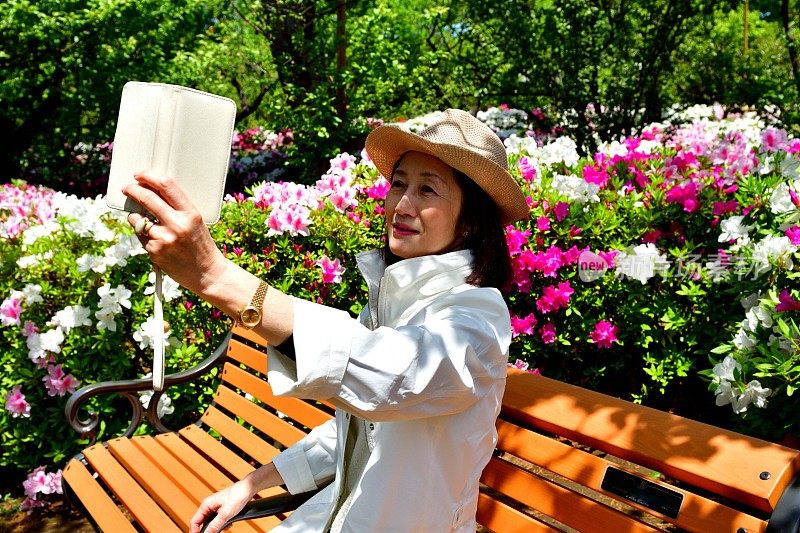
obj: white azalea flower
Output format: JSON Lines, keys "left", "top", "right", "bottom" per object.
{"left": 751, "top": 235, "right": 797, "bottom": 276}
{"left": 769, "top": 183, "right": 797, "bottom": 214}
{"left": 780, "top": 155, "right": 800, "bottom": 180}
{"left": 504, "top": 134, "right": 539, "bottom": 156}
{"left": 17, "top": 251, "right": 53, "bottom": 268}
{"left": 28, "top": 328, "right": 65, "bottom": 361}
{"left": 732, "top": 328, "right": 756, "bottom": 350}
{"left": 740, "top": 292, "right": 761, "bottom": 310}
{"left": 76, "top": 254, "right": 105, "bottom": 273}
{"left": 133, "top": 317, "right": 180, "bottom": 350}
{"left": 49, "top": 305, "right": 92, "bottom": 333}
{"left": 539, "top": 137, "right": 580, "bottom": 168}
{"left": 714, "top": 380, "right": 737, "bottom": 408}
{"left": 551, "top": 174, "right": 601, "bottom": 204}
{"left": 614, "top": 243, "right": 670, "bottom": 284}
{"left": 144, "top": 272, "right": 182, "bottom": 301}
{"left": 22, "top": 284, "right": 43, "bottom": 305}
{"left": 712, "top": 356, "right": 741, "bottom": 382}
{"left": 718, "top": 216, "right": 752, "bottom": 244}
{"left": 732, "top": 381, "right": 771, "bottom": 413}
{"left": 743, "top": 305, "right": 773, "bottom": 332}
{"left": 138, "top": 376, "right": 176, "bottom": 419}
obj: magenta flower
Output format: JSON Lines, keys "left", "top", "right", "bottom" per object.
{"left": 598, "top": 250, "right": 618, "bottom": 269}
{"left": 505, "top": 226, "right": 531, "bottom": 256}
{"left": 589, "top": 320, "right": 620, "bottom": 348}
{"left": 539, "top": 245, "right": 564, "bottom": 277}
{"left": 582, "top": 164, "right": 609, "bottom": 189}
{"left": 21, "top": 321, "right": 39, "bottom": 337}
{"left": 510, "top": 313, "right": 538, "bottom": 338}
{"left": 786, "top": 226, "right": 800, "bottom": 246}
{"left": 665, "top": 182, "right": 700, "bottom": 213}
{"left": 42, "top": 364, "right": 80, "bottom": 397}
{"left": 364, "top": 176, "right": 390, "bottom": 200}
{"left": 5, "top": 385, "right": 31, "bottom": 418}
{"left": 540, "top": 323, "right": 556, "bottom": 344}
{"left": 553, "top": 202, "right": 570, "bottom": 222}
{"left": 317, "top": 255, "right": 345, "bottom": 284}
{"left": 0, "top": 295, "right": 23, "bottom": 327}
{"left": 537, "top": 216, "right": 551, "bottom": 232}
{"left": 536, "top": 281, "right": 574, "bottom": 314}
{"left": 517, "top": 156, "right": 537, "bottom": 183}
{"left": 789, "top": 187, "right": 800, "bottom": 208}
{"left": 776, "top": 289, "right": 800, "bottom": 313}
{"left": 712, "top": 200, "right": 738, "bottom": 216}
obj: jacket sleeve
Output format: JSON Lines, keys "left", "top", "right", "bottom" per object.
{"left": 271, "top": 418, "right": 337, "bottom": 494}
{"left": 267, "top": 287, "right": 511, "bottom": 422}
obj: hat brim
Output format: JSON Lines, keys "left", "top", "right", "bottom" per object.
{"left": 365, "top": 125, "right": 530, "bottom": 224}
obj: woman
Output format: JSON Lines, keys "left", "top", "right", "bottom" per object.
{"left": 124, "top": 109, "right": 529, "bottom": 533}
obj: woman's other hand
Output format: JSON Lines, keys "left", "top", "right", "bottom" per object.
{"left": 189, "top": 479, "right": 256, "bottom": 533}
{"left": 123, "top": 172, "right": 226, "bottom": 295}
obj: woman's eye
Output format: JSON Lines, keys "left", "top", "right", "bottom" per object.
{"left": 421, "top": 185, "right": 437, "bottom": 195}
{"left": 390, "top": 180, "right": 405, "bottom": 189}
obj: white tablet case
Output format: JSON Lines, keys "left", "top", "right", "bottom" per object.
{"left": 106, "top": 82, "right": 236, "bottom": 391}
{"left": 106, "top": 81, "right": 236, "bottom": 224}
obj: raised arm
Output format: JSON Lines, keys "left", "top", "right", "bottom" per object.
{"left": 123, "top": 172, "right": 293, "bottom": 344}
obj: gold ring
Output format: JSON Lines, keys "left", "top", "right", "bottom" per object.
{"left": 142, "top": 219, "right": 155, "bottom": 237}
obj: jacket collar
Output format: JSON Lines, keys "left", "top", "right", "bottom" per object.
{"left": 356, "top": 249, "right": 474, "bottom": 326}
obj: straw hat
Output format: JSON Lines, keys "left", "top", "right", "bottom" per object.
{"left": 365, "top": 109, "right": 529, "bottom": 223}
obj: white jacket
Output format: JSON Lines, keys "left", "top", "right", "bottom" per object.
{"left": 267, "top": 249, "right": 511, "bottom": 532}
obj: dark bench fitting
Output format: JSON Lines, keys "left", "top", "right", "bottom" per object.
{"left": 63, "top": 326, "right": 800, "bottom": 532}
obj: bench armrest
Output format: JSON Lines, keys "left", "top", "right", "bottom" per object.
{"left": 65, "top": 330, "right": 233, "bottom": 444}
{"left": 200, "top": 488, "right": 321, "bottom": 533}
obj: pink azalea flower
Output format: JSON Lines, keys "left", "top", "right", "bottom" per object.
{"left": 786, "top": 226, "right": 800, "bottom": 245}
{"left": 540, "top": 323, "right": 556, "bottom": 344}
{"left": 505, "top": 226, "right": 531, "bottom": 256}
{"left": 776, "top": 289, "right": 800, "bottom": 313}
{"left": 537, "top": 216, "right": 551, "bottom": 232}
{"left": 511, "top": 257, "right": 533, "bottom": 293}
{"left": 5, "top": 385, "right": 31, "bottom": 418}
{"left": 507, "top": 359, "right": 541, "bottom": 374}
{"left": 23, "top": 467, "right": 55, "bottom": 498}
{"left": 760, "top": 127, "right": 790, "bottom": 153}
{"left": 22, "top": 321, "right": 39, "bottom": 337}
{"left": 536, "top": 281, "right": 574, "bottom": 314}
{"left": 42, "top": 364, "right": 80, "bottom": 397}
{"left": 317, "top": 255, "right": 345, "bottom": 284}
{"left": 0, "top": 295, "right": 23, "bottom": 327}
{"left": 582, "top": 164, "right": 609, "bottom": 188}
{"left": 539, "top": 246, "right": 564, "bottom": 277}
{"left": 589, "top": 320, "right": 620, "bottom": 348}
{"left": 510, "top": 313, "right": 538, "bottom": 338}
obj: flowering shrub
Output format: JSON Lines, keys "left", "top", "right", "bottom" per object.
{"left": 2, "top": 104, "right": 800, "bottom": 511}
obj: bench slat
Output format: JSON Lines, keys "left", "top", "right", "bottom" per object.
{"left": 482, "top": 456, "right": 660, "bottom": 533}
{"left": 228, "top": 339, "right": 268, "bottom": 372}
{"left": 176, "top": 425, "right": 288, "bottom": 502}
{"left": 62, "top": 459, "right": 137, "bottom": 533}
{"left": 232, "top": 326, "right": 269, "bottom": 348}
{"left": 130, "top": 435, "right": 264, "bottom": 533}
{"left": 214, "top": 385, "right": 308, "bottom": 448}
{"left": 502, "top": 371, "right": 800, "bottom": 514}
{"left": 221, "top": 363, "right": 333, "bottom": 429}
{"left": 200, "top": 406, "right": 281, "bottom": 464}
{"left": 476, "top": 491, "right": 556, "bottom": 532}
{"left": 495, "top": 419, "right": 768, "bottom": 533}
{"left": 83, "top": 442, "right": 181, "bottom": 532}
{"left": 107, "top": 437, "right": 200, "bottom": 529}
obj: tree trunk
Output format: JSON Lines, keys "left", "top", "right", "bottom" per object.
{"left": 335, "top": 0, "right": 347, "bottom": 123}
{"left": 782, "top": 0, "right": 800, "bottom": 95}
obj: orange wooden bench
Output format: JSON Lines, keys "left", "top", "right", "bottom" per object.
{"left": 63, "top": 327, "right": 800, "bottom": 532}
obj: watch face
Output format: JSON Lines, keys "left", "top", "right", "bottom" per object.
{"left": 240, "top": 306, "right": 261, "bottom": 327}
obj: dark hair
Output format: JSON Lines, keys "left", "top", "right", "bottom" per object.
{"left": 383, "top": 164, "right": 513, "bottom": 291}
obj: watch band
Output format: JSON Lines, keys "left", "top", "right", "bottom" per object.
{"left": 238, "top": 280, "right": 268, "bottom": 329}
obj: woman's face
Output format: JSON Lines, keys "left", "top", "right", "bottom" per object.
{"left": 385, "top": 151, "right": 464, "bottom": 260}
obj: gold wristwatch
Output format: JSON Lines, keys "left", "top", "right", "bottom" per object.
{"left": 238, "top": 281, "right": 268, "bottom": 329}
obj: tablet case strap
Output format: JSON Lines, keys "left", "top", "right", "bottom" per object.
{"left": 153, "top": 265, "right": 165, "bottom": 391}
